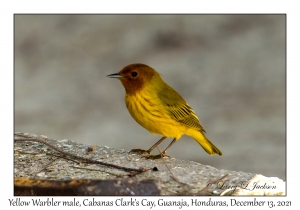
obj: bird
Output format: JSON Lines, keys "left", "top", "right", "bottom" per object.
{"left": 107, "top": 63, "right": 222, "bottom": 157}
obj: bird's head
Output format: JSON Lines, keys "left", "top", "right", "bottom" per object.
{"left": 107, "top": 63, "right": 158, "bottom": 95}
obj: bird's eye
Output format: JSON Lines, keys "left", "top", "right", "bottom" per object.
{"left": 131, "top": 72, "right": 138, "bottom": 77}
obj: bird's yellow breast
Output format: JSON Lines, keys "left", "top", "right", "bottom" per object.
{"left": 125, "top": 91, "right": 187, "bottom": 139}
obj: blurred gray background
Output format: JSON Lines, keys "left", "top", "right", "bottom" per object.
{"left": 15, "top": 15, "right": 285, "bottom": 180}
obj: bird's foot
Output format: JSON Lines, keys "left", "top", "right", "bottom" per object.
{"left": 129, "top": 149, "right": 169, "bottom": 159}
{"left": 141, "top": 154, "right": 170, "bottom": 160}
{"left": 129, "top": 149, "right": 150, "bottom": 155}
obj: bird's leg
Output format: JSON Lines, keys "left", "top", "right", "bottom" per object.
{"left": 161, "top": 138, "right": 176, "bottom": 155}
{"left": 129, "top": 137, "right": 167, "bottom": 155}
{"left": 147, "top": 136, "right": 167, "bottom": 154}
{"left": 142, "top": 138, "right": 177, "bottom": 160}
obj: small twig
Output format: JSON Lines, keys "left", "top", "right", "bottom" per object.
{"left": 197, "top": 173, "right": 229, "bottom": 196}
{"left": 15, "top": 150, "right": 81, "bottom": 164}
{"left": 14, "top": 150, "right": 41, "bottom": 155}
{"left": 156, "top": 146, "right": 190, "bottom": 194}
{"left": 14, "top": 133, "right": 147, "bottom": 173}
{"left": 210, "top": 173, "right": 229, "bottom": 185}
{"left": 71, "top": 165, "right": 125, "bottom": 177}
{"left": 33, "top": 157, "right": 59, "bottom": 178}
{"left": 47, "top": 153, "right": 81, "bottom": 164}
{"left": 156, "top": 146, "right": 228, "bottom": 196}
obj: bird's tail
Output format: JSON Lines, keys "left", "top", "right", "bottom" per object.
{"left": 187, "top": 129, "right": 222, "bottom": 156}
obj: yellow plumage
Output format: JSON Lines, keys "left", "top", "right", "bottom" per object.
{"left": 107, "top": 63, "right": 222, "bottom": 156}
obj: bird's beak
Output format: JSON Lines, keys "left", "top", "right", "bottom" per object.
{"left": 106, "top": 73, "right": 125, "bottom": 78}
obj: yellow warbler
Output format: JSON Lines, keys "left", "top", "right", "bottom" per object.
{"left": 107, "top": 63, "right": 222, "bottom": 157}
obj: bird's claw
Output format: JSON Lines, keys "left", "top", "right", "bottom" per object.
{"left": 129, "top": 149, "right": 169, "bottom": 159}
{"left": 141, "top": 154, "right": 170, "bottom": 159}
{"left": 129, "top": 149, "right": 150, "bottom": 155}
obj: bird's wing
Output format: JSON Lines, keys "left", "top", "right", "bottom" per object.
{"left": 157, "top": 85, "right": 206, "bottom": 132}
{"left": 169, "top": 103, "right": 206, "bottom": 132}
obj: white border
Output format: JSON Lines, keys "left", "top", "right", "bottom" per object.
{"left": 2, "top": 0, "right": 299, "bottom": 208}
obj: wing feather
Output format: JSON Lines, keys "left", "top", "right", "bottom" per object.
{"left": 157, "top": 84, "right": 206, "bottom": 132}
